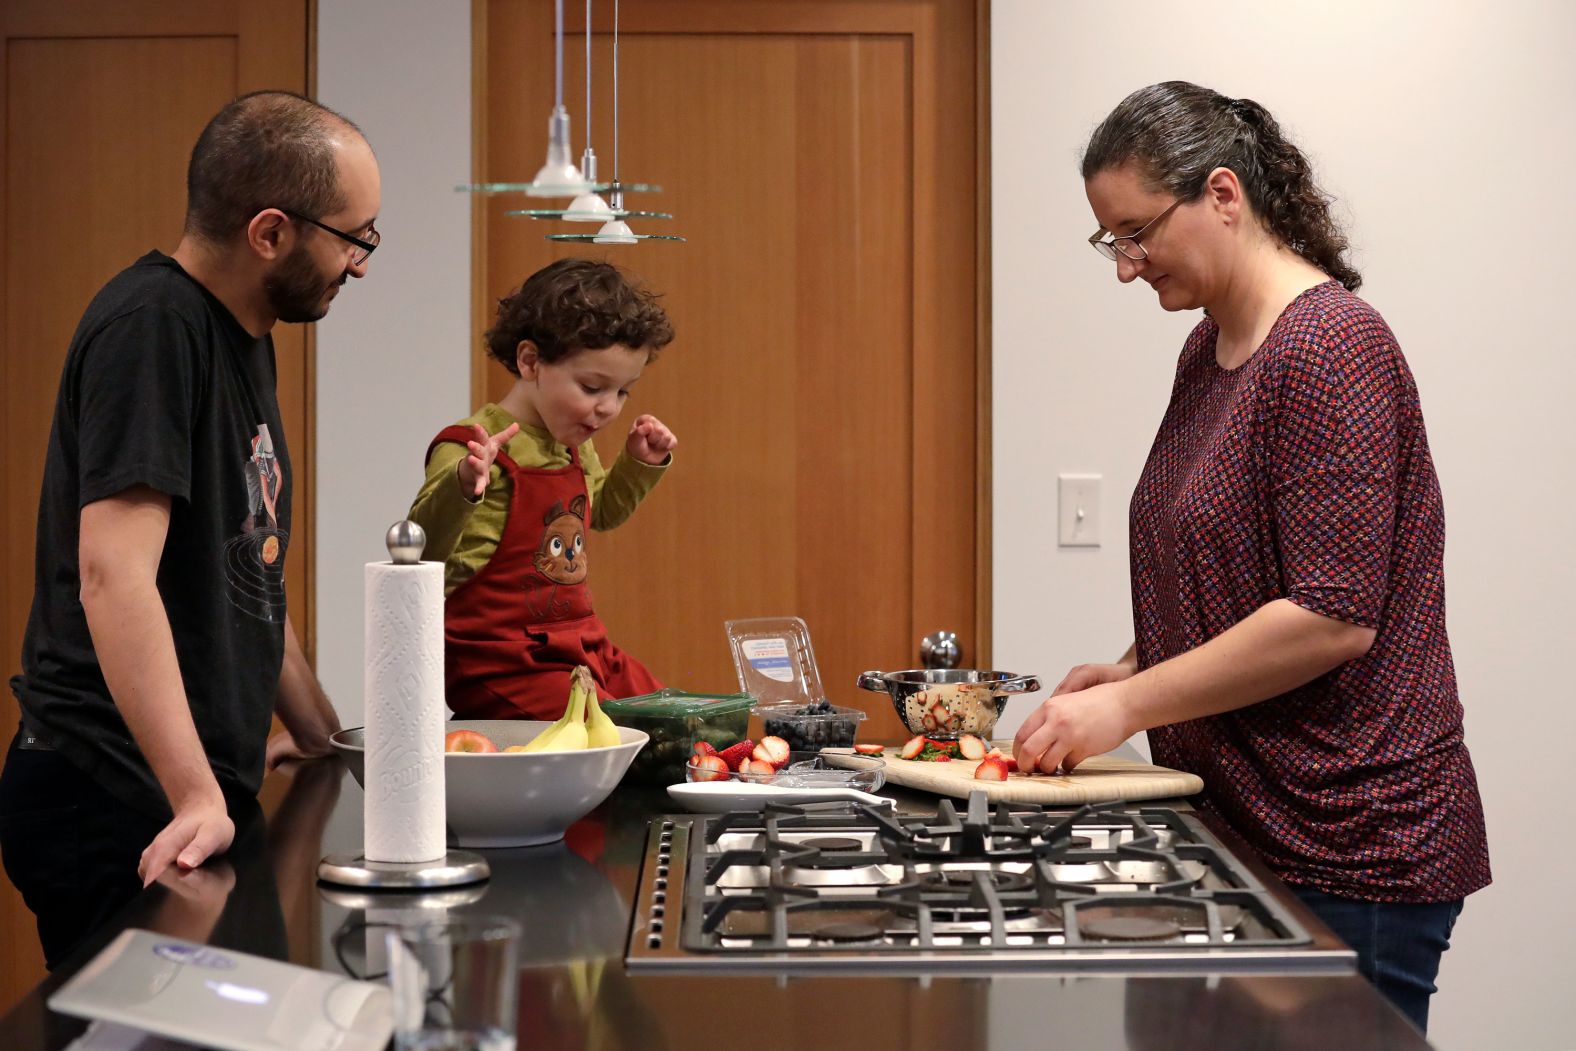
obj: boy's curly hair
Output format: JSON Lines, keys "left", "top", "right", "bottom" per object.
{"left": 485, "top": 258, "right": 674, "bottom": 375}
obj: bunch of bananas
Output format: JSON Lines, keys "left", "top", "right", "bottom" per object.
{"left": 519, "top": 665, "right": 623, "bottom": 752}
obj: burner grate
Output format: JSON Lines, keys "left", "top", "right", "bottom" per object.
{"left": 629, "top": 792, "right": 1347, "bottom": 973}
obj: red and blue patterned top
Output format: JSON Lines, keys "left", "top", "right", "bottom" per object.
{"left": 1132, "top": 281, "right": 1490, "bottom": 903}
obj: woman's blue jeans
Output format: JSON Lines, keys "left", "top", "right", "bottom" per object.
{"left": 1291, "top": 885, "right": 1464, "bottom": 1035}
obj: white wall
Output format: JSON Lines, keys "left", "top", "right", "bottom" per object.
{"left": 315, "top": 0, "right": 473, "bottom": 726}
{"left": 991, "top": 3, "right": 1576, "bottom": 1050}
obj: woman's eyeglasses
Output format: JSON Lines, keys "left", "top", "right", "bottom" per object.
{"left": 1088, "top": 199, "right": 1182, "bottom": 262}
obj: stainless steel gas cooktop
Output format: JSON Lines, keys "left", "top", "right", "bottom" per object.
{"left": 626, "top": 792, "right": 1355, "bottom": 974}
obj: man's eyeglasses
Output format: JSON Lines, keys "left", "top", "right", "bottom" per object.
{"left": 280, "top": 208, "right": 379, "bottom": 266}
{"left": 1088, "top": 199, "right": 1183, "bottom": 262}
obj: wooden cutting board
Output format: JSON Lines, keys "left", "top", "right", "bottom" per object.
{"left": 822, "top": 745, "right": 1202, "bottom": 805}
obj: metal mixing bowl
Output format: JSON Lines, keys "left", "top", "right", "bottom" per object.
{"left": 856, "top": 668, "right": 1041, "bottom": 740}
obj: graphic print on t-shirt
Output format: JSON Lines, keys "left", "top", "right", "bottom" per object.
{"left": 223, "top": 423, "right": 288, "bottom": 622}
{"left": 527, "top": 493, "right": 587, "bottom": 620}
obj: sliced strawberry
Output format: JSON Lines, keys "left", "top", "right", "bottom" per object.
{"left": 957, "top": 734, "right": 986, "bottom": 760}
{"left": 852, "top": 743, "right": 886, "bottom": 755}
{"left": 934, "top": 754, "right": 952, "bottom": 762}
{"left": 740, "top": 758, "right": 777, "bottom": 779}
{"left": 717, "top": 740, "right": 755, "bottom": 771}
{"left": 974, "top": 756, "right": 1009, "bottom": 781}
{"left": 1001, "top": 757, "right": 1018, "bottom": 773}
{"left": 692, "top": 740, "right": 719, "bottom": 758}
{"left": 985, "top": 747, "right": 1004, "bottom": 759}
{"left": 689, "top": 755, "right": 730, "bottom": 782}
{"left": 754, "top": 735, "right": 790, "bottom": 767}
{"left": 900, "top": 735, "right": 926, "bottom": 760}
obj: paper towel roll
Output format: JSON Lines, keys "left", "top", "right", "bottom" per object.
{"left": 363, "top": 560, "right": 447, "bottom": 863}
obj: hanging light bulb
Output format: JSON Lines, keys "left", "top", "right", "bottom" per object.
{"left": 527, "top": 0, "right": 589, "bottom": 197}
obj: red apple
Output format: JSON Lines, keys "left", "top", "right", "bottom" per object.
{"left": 444, "top": 729, "right": 498, "bottom": 753}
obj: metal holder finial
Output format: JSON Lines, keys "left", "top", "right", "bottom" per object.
{"left": 386, "top": 520, "right": 426, "bottom": 564}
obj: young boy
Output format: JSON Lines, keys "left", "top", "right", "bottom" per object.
{"left": 409, "top": 258, "right": 676, "bottom": 719}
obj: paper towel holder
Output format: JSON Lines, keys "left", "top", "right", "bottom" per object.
{"left": 317, "top": 851, "right": 491, "bottom": 890}
{"left": 317, "top": 520, "right": 491, "bottom": 891}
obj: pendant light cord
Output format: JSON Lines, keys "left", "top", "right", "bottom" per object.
{"left": 584, "top": 0, "right": 592, "bottom": 146}
{"left": 612, "top": 0, "right": 620, "bottom": 182}
{"left": 554, "top": 0, "right": 565, "bottom": 108}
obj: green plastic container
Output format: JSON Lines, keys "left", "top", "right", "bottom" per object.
{"left": 600, "top": 689, "right": 756, "bottom": 785}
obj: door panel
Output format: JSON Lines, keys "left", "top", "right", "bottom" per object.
{"left": 476, "top": 1, "right": 984, "bottom": 741}
{"left": 0, "top": 0, "right": 311, "bottom": 1012}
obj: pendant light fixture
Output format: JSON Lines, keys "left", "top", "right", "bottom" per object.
{"left": 527, "top": 0, "right": 590, "bottom": 197}
{"left": 546, "top": 0, "right": 683, "bottom": 244}
{"left": 563, "top": 0, "right": 612, "bottom": 220}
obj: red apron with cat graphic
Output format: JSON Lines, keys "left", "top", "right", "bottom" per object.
{"left": 428, "top": 426, "right": 662, "bottom": 719}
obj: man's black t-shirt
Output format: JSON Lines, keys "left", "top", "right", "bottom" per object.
{"left": 11, "top": 251, "right": 291, "bottom": 820}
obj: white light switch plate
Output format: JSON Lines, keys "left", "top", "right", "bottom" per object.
{"left": 1058, "top": 473, "right": 1101, "bottom": 547}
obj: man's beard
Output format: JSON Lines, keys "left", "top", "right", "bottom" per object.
{"left": 265, "top": 244, "right": 345, "bottom": 323}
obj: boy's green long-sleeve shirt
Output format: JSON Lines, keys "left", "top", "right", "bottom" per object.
{"left": 409, "top": 404, "right": 669, "bottom": 596}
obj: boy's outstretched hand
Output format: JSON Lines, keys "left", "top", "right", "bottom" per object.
{"left": 456, "top": 421, "right": 520, "bottom": 498}
{"left": 627, "top": 415, "right": 678, "bottom": 466}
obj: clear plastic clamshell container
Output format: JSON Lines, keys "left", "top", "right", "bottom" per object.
{"left": 724, "top": 616, "right": 824, "bottom": 707}
{"left": 725, "top": 617, "right": 866, "bottom": 753}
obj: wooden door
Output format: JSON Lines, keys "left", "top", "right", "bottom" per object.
{"left": 0, "top": 0, "right": 312, "bottom": 1011}
{"left": 474, "top": 0, "right": 989, "bottom": 741}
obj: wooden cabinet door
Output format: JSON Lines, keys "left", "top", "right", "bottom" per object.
{"left": 475, "top": 0, "right": 989, "bottom": 740}
{"left": 0, "top": 0, "right": 312, "bottom": 1011}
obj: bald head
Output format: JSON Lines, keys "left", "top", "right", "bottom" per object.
{"left": 184, "top": 90, "right": 369, "bottom": 245}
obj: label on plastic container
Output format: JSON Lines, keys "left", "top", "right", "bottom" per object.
{"left": 741, "top": 637, "right": 795, "bottom": 683}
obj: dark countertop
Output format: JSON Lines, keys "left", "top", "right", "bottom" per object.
{"left": 0, "top": 759, "right": 1436, "bottom": 1050}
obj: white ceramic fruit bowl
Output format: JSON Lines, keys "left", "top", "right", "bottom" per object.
{"left": 330, "top": 719, "right": 648, "bottom": 848}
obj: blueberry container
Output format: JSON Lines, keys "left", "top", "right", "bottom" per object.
{"left": 753, "top": 700, "right": 866, "bottom": 753}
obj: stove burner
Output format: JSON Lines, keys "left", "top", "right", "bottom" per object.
{"left": 1079, "top": 908, "right": 1184, "bottom": 942}
{"left": 919, "top": 869, "right": 1033, "bottom": 894}
{"left": 798, "top": 837, "right": 864, "bottom": 853}
{"left": 809, "top": 921, "right": 886, "bottom": 943}
{"left": 785, "top": 843, "right": 881, "bottom": 871}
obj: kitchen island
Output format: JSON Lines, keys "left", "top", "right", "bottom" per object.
{"left": 0, "top": 758, "right": 1436, "bottom": 1050}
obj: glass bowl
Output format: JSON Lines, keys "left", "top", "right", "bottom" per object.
{"left": 683, "top": 750, "right": 885, "bottom": 791}
{"left": 684, "top": 754, "right": 780, "bottom": 785}
{"left": 777, "top": 752, "right": 885, "bottom": 792}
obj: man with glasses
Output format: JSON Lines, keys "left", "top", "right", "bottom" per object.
{"left": 1, "top": 90, "right": 379, "bottom": 968}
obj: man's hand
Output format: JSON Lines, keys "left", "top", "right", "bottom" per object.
{"left": 138, "top": 794, "right": 235, "bottom": 887}
{"left": 265, "top": 727, "right": 332, "bottom": 772}
{"left": 626, "top": 415, "right": 677, "bottom": 466}
{"left": 455, "top": 422, "right": 520, "bottom": 499}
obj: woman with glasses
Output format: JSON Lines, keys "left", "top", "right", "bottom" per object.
{"left": 1013, "top": 81, "right": 1488, "bottom": 1034}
